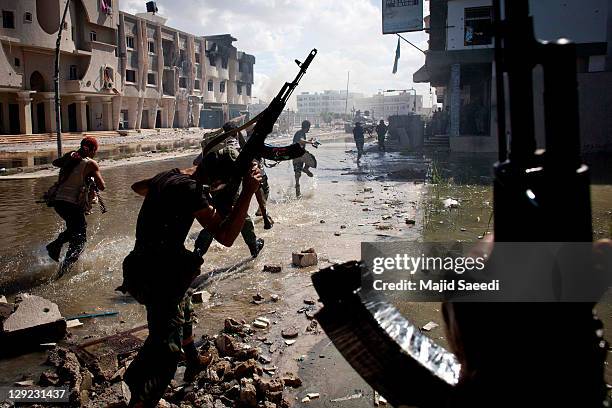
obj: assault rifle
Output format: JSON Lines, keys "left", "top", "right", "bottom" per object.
{"left": 310, "top": 2, "right": 606, "bottom": 407}
{"left": 201, "top": 49, "right": 318, "bottom": 168}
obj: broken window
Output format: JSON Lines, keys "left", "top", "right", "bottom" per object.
{"left": 69, "top": 65, "right": 77, "bottom": 80}
{"left": 246, "top": 84, "right": 252, "bottom": 96}
{"left": 220, "top": 81, "right": 225, "bottom": 93}
{"left": 119, "top": 109, "right": 129, "bottom": 129}
{"left": 14, "top": 57, "right": 20, "bottom": 67}
{"left": 90, "top": 31, "right": 97, "bottom": 42}
{"left": 126, "top": 36, "right": 135, "bottom": 49}
{"left": 221, "top": 57, "right": 228, "bottom": 69}
{"left": 464, "top": 7, "right": 492, "bottom": 46}
{"left": 2, "top": 10, "right": 15, "bottom": 29}
{"left": 237, "top": 84, "right": 242, "bottom": 95}
{"left": 194, "top": 80, "right": 200, "bottom": 90}
{"left": 24, "top": 12, "right": 32, "bottom": 23}
{"left": 147, "top": 72, "right": 156, "bottom": 85}
{"left": 148, "top": 41, "right": 155, "bottom": 54}
{"left": 207, "top": 80, "right": 213, "bottom": 92}
{"left": 179, "top": 77, "right": 187, "bottom": 88}
{"left": 125, "top": 69, "right": 136, "bottom": 83}
{"left": 195, "top": 53, "right": 200, "bottom": 64}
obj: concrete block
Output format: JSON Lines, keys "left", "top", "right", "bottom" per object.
{"left": 292, "top": 251, "right": 318, "bottom": 267}
{"left": 192, "top": 290, "right": 211, "bottom": 304}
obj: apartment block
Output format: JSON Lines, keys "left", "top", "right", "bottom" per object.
{"left": 0, "top": 0, "right": 255, "bottom": 136}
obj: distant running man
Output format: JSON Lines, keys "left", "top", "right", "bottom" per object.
{"left": 292, "top": 120, "right": 314, "bottom": 198}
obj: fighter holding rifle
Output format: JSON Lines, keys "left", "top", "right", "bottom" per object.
{"left": 117, "top": 49, "right": 317, "bottom": 408}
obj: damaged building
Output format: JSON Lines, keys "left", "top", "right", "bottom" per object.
{"left": 416, "top": 0, "right": 612, "bottom": 153}
{"left": 0, "top": 0, "right": 255, "bottom": 136}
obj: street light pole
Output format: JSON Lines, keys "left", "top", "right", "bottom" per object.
{"left": 54, "top": 0, "right": 71, "bottom": 158}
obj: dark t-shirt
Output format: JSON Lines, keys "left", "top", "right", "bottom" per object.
{"left": 293, "top": 130, "right": 307, "bottom": 144}
{"left": 353, "top": 126, "right": 365, "bottom": 140}
{"left": 135, "top": 169, "right": 209, "bottom": 252}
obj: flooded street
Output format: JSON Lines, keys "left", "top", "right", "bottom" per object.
{"left": 0, "top": 133, "right": 610, "bottom": 400}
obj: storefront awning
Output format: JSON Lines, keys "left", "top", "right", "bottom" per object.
{"left": 413, "top": 64, "right": 430, "bottom": 83}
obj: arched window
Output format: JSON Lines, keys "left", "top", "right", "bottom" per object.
{"left": 30, "top": 71, "right": 45, "bottom": 92}
{"left": 36, "top": 0, "right": 60, "bottom": 34}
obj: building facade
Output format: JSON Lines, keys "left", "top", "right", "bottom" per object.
{"left": 296, "top": 90, "right": 364, "bottom": 117}
{"left": 0, "top": 0, "right": 254, "bottom": 136}
{"left": 416, "top": 0, "right": 611, "bottom": 152}
{"left": 355, "top": 92, "right": 424, "bottom": 119}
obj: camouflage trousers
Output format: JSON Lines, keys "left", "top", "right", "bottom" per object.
{"left": 124, "top": 292, "right": 195, "bottom": 407}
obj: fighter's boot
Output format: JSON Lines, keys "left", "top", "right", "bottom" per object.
{"left": 263, "top": 215, "right": 274, "bottom": 230}
{"left": 295, "top": 184, "right": 301, "bottom": 198}
{"left": 302, "top": 167, "right": 313, "bottom": 177}
{"left": 183, "top": 352, "right": 213, "bottom": 383}
{"left": 46, "top": 241, "right": 62, "bottom": 262}
{"left": 249, "top": 238, "right": 265, "bottom": 258}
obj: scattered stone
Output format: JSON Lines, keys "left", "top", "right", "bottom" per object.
{"left": 320, "top": 220, "right": 325, "bottom": 223}
{"left": 284, "top": 340, "right": 296, "bottom": 346}
{"left": 443, "top": 198, "right": 459, "bottom": 208}
{"left": 340, "top": 225, "right": 347, "bottom": 229}
{"left": 334, "top": 232, "right": 341, "bottom": 236}
{"left": 307, "top": 393, "right": 320, "bottom": 399}
{"left": 422, "top": 321, "right": 439, "bottom": 332}
{"left": 281, "top": 327, "right": 299, "bottom": 339}
{"left": 192, "top": 290, "right": 212, "bottom": 304}
{"left": 110, "top": 366, "right": 127, "bottom": 383}
{"left": 239, "top": 378, "right": 257, "bottom": 407}
{"left": 216, "top": 334, "right": 238, "bottom": 357}
{"left": 234, "top": 359, "right": 259, "bottom": 379}
{"left": 376, "top": 225, "right": 392, "bottom": 230}
{"left": 374, "top": 391, "right": 388, "bottom": 406}
{"left": 362, "top": 208, "right": 370, "bottom": 211}
{"left": 302, "top": 396, "right": 311, "bottom": 403}
{"left": 364, "top": 187, "right": 373, "bottom": 192}
{"left": 39, "top": 370, "right": 60, "bottom": 386}
{"left": 281, "top": 373, "right": 302, "bottom": 388}
{"left": 66, "top": 319, "right": 83, "bottom": 329}
{"left": 14, "top": 380, "right": 34, "bottom": 386}
{"left": 460, "top": 228, "right": 467, "bottom": 232}
{"left": 258, "top": 355, "right": 272, "bottom": 364}
{"left": 331, "top": 391, "right": 363, "bottom": 402}
{"left": 263, "top": 264, "right": 282, "bottom": 273}
{"left": 306, "top": 321, "right": 318, "bottom": 332}
{"left": 270, "top": 294, "right": 280, "bottom": 302}
{"left": 252, "top": 319, "right": 268, "bottom": 329}
{"left": 305, "top": 310, "right": 317, "bottom": 320}
{"left": 405, "top": 219, "right": 416, "bottom": 225}
{"left": 0, "top": 295, "right": 7, "bottom": 303}
{"left": 303, "top": 298, "right": 316, "bottom": 305}
{"left": 253, "top": 293, "right": 265, "bottom": 302}
{"left": 292, "top": 249, "right": 318, "bottom": 267}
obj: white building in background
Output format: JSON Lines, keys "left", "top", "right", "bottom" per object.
{"left": 296, "top": 90, "right": 364, "bottom": 116}
{"left": 355, "top": 91, "right": 424, "bottom": 119}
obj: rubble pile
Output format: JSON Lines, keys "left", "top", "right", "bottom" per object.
{"left": 32, "top": 317, "right": 302, "bottom": 408}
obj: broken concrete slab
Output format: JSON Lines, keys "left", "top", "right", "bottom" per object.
{"left": 1, "top": 294, "right": 66, "bottom": 349}
{"left": 66, "top": 319, "right": 83, "bottom": 329}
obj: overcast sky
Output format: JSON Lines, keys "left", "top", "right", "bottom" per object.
{"left": 121, "top": 0, "right": 434, "bottom": 107}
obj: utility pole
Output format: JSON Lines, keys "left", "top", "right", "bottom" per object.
{"left": 344, "top": 71, "right": 350, "bottom": 119}
{"left": 54, "top": 0, "right": 71, "bottom": 157}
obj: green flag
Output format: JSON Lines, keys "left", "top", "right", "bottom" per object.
{"left": 392, "top": 37, "right": 400, "bottom": 74}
